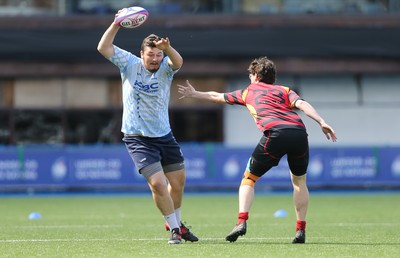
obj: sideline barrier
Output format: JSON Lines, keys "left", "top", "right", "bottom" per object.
{"left": 0, "top": 144, "right": 399, "bottom": 191}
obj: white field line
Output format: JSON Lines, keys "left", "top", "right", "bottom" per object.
{"left": 319, "top": 223, "right": 400, "bottom": 227}
{"left": 16, "top": 225, "right": 123, "bottom": 229}
{"left": 0, "top": 237, "right": 289, "bottom": 243}
{"left": 12, "top": 222, "right": 400, "bottom": 230}
{"left": 2, "top": 222, "right": 398, "bottom": 244}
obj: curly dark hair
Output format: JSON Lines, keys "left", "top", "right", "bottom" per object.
{"left": 141, "top": 34, "right": 162, "bottom": 50}
{"left": 247, "top": 56, "right": 276, "bottom": 84}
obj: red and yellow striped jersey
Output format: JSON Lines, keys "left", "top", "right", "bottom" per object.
{"left": 224, "top": 83, "right": 306, "bottom": 132}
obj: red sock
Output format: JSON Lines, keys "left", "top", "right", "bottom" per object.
{"left": 237, "top": 212, "right": 249, "bottom": 224}
{"left": 296, "top": 220, "right": 306, "bottom": 232}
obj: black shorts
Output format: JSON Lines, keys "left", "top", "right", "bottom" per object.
{"left": 123, "top": 131, "right": 184, "bottom": 173}
{"left": 249, "top": 128, "right": 309, "bottom": 177}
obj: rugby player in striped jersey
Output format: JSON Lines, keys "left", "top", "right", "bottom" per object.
{"left": 178, "top": 56, "right": 337, "bottom": 244}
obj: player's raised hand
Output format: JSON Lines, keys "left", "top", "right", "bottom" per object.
{"left": 155, "top": 37, "right": 171, "bottom": 51}
{"left": 115, "top": 8, "right": 126, "bottom": 17}
{"left": 178, "top": 80, "right": 196, "bottom": 99}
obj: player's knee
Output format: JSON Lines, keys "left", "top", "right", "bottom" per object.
{"left": 240, "top": 170, "right": 260, "bottom": 187}
{"left": 149, "top": 180, "right": 168, "bottom": 196}
{"left": 241, "top": 177, "right": 255, "bottom": 187}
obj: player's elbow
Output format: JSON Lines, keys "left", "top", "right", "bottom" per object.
{"left": 170, "top": 60, "right": 183, "bottom": 71}
{"left": 97, "top": 44, "right": 105, "bottom": 55}
{"left": 174, "top": 58, "right": 183, "bottom": 70}
{"left": 97, "top": 45, "right": 113, "bottom": 58}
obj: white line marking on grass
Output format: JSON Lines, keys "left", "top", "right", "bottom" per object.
{"left": 325, "top": 223, "right": 400, "bottom": 227}
{"left": 0, "top": 237, "right": 290, "bottom": 243}
{"left": 0, "top": 238, "right": 175, "bottom": 243}
{"left": 1, "top": 239, "right": 134, "bottom": 243}
{"left": 17, "top": 225, "right": 123, "bottom": 229}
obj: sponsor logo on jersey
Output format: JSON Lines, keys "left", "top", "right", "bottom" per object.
{"left": 134, "top": 80, "right": 159, "bottom": 93}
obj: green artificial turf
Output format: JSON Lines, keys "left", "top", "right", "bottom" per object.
{"left": 0, "top": 192, "right": 399, "bottom": 257}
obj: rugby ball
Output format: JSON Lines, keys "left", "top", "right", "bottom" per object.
{"left": 114, "top": 6, "right": 149, "bottom": 29}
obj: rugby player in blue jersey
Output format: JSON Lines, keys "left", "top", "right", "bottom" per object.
{"left": 97, "top": 11, "right": 198, "bottom": 245}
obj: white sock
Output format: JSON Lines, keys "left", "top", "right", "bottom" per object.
{"left": 175, "top": 208, "right": 182, "bottom": 225}
{"left": 164, "top": 212, "right": 179, "bottom": 231}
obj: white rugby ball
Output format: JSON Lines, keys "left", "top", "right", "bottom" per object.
{"left": 114, "top": 6, "right": 149, "bottom": 29}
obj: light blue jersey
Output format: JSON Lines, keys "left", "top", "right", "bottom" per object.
{"left": 108, "top": 45, "right": 178, "bottom": 137}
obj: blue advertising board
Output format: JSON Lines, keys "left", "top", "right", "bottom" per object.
{"left": 0, "top": 145, "right": 141, "bottom": 189}
{"left": 377, "top": 147, "right": 400, "bottom": 185}
{"left": 0, "top": 144, "right": 399, "bottom": 191}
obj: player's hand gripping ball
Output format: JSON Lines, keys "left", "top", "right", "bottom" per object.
{"left": 114, "top": 6, "right": 149, "bottom": 29}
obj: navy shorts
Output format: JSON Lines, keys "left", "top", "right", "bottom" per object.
{"left": 123, "top": 131, "right": 184, "bottom": 174}
{"left": 249, "top": 128, "right": 309, "bottom": 177}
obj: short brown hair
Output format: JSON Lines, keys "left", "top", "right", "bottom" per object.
{"left": 247, "top": 56, "right": 276, "bottom": 84}
{"left": 141, "top": 34, "right": 161, "bottom": 50}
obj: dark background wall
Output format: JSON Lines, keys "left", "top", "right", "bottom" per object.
{"left": 1, "top": 14, "right": 400, "bottom": 77}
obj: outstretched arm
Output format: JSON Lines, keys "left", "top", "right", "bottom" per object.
{"left": 155, "top": 37, "right": 183, "bottom": 71}
{"left": 295, "top": 99, "right": 337, "bottom": 142}
{"left": 177, "top": 80, "right": 226, "bottom": 104}
{"left": 97, "top": 9, "right": 126, "bottom": 58}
